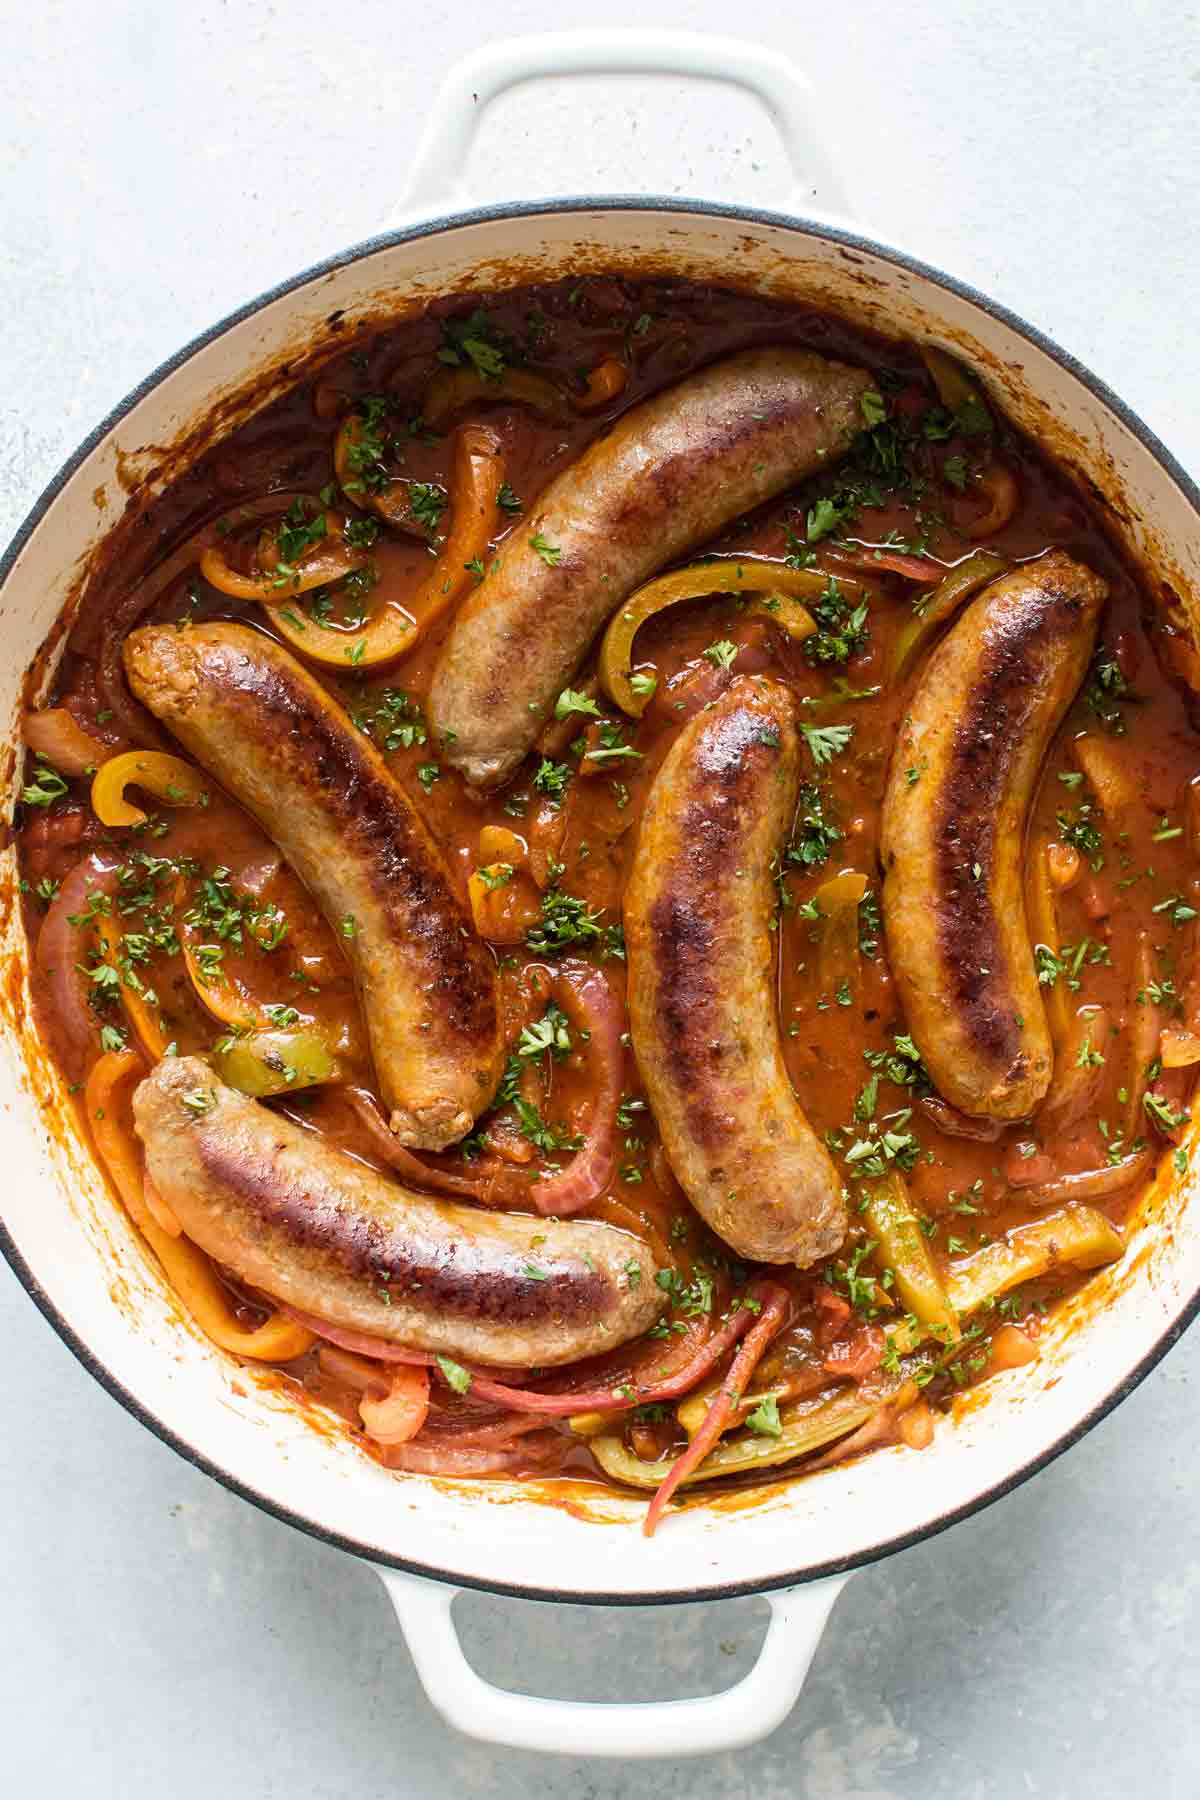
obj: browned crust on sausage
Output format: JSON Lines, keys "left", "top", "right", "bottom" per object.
{"left": 124, "top": 623, "right": 501, "bottom": 1148}
{"left": 882, "top": 551, "right": 1107, "bottom": 1118}
{"left": 625, "top": 676, "right": 847, "bottom": 1266}
{"left": 429, "top": 347, "right": 873, "bottom": 788}
{"left": 135, "top": 1057, "right": 664, "bottom": 1365}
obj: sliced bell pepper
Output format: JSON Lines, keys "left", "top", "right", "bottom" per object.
{"left": 263, "top": 425, "right": 502, "bottom": 669}
{"left": 212, "top": 1027, "right": 343, "bottom": 1098}
{"left": 200, "top": 498, "right": 369, "bottom": 600}
{"left": 422, "top": 364, "right": 572, "bottom": 426}
{"left": 890, "top": 549, "right": 1010, "bottom": 681}
{"left": 811, "top": 869, "right": 869, "bottom": 1002}
{"left": 91, "top": 751, "right": 209, "bottom": 829}
{"left": 862, "top": 1171, "right": 958, "bottom": 1339}
{"left": 599, "top": 557, "right": 830, "bottom": 717}
{"left": 945, "top": 1205, "right": 1123, "bottom": 1317}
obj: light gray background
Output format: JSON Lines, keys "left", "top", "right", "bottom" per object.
{"left": 3, "top": 3, "right": 1199, "bottom": 1794}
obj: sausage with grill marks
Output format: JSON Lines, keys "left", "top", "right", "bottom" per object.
{"left": 124, "top": 622, "right": 502, "bottom": 1151}
{"left": 427, "top": 347, "right": 873, "bottom": 790}
{"left": 133, "top": 1057, "right": 664, "bottom": 1367}
{"left": 880, "top": 550, "right": 1107, "bottom": 1120}
{"left": 624, "top": 675, "right": 847, "bottom": 1267}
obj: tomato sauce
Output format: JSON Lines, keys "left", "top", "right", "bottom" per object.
{"left": 17, "top": 274, "right": 1200, "bottom": 1511}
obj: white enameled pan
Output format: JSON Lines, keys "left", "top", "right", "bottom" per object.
{"left": 1, "top": 31, "right": 1197, "bottom": 1760}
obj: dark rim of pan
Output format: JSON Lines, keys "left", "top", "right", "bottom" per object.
{"left": 2, "top": 196, "right": 1198, "bottom": 1607}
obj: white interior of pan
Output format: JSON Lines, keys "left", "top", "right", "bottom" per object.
{"left": 2, "top": 204, "right": 1198, "bottom": 1600}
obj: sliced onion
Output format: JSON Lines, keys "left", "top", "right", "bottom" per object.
{"left": 342, "top": 1088, "right": 512, "bottom": 1200}
{"left": 382, "top": 1431, "right": 565, "bottom": 1476}
{"left": 283, "top": 1288, "right": 770, "bottom": 1422}
{"left": 919, "top": 1093, "right": 1004, "bottom": 1142}
{"left": 96, "top": 492, "right": 312, "bottom": 744}
{"left": 35, "top": 854, "right": 121, "bottom": 1078}
{"left": 1026, "top": 1149, "right": 1154, "bottom": 1205}
{"left": 529, "top": 959, "right": 622, "bottom": 1217}
{"left": 22, "top": 708, "right": 110, "bottom": 776}
{"left": 643, "top": 1284, "right": 791, "bottom": 1535}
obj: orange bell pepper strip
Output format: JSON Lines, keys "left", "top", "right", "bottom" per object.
{"left": 263, "top": 425, "right": 503, "bottom": 670}
{"left": 199, "top": 497, "right": 370, "bottom": 601}
{"left": 92, "top": 911, "right": 171, "bottom": 1061}
{"left": 599, "top": 557, "right": 828, "bottom": 717}
{"left": 422, "top": 365, "right": 571, "bottom": 427}
{"left": 91, "top": 750, "right": 209, "bottom": 829}
{"left": 86, "top": 1051, "right": 315, "bottom": 1361}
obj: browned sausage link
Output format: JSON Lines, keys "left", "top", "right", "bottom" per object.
{"left": 124, "top": 623, "right": 502, "bottom": 1150}
{"left": 134, "top": 1057, "right": 665, "bottom": 1366}
{"left": 881, "top": 550, "right": 1108, "bottom": 1120}
{"left": 624, "top": 675, "right": 847, "bottom": 1266}
{"left": 428, "top": 347, "right": 872, "bottom": 789}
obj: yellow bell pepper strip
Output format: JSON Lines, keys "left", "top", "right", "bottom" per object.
{"left": 91, "top": 750, "right": 209, "bottom": 830}
{"left": 945, "top": 1205, "right": 1123, "bottom": 1317}
{"left": 263, "top": 425, "right": 503, "bottom": 670}
{"left": 921, "top": 344, "right": 994, "bottom": 434}
{"left": 199, "top": 497, "right": 370, "bottom": 601}
{"left": 862, "top": 1171, "right": 959, "bottom": 1340}
{"left": 478, "top": 824, "right": 528, "bottom": 867}
{"left": 599, "top": 557, "right": 830, "bottom": 717}
{"left": 212, "top": 1028, "right": 343, "bottom": 1098}
{"left": 421, "top": 364, "right": 572, "bottom": 427}
{"left": 890, "top": 549, "right": 1010, "bottom": 681}
{"left": 174, "top": 875, "right": 278, "bottom": 1032}
{"left": 467, "top": 864, "right": 544, "bottom": 944}
{"left": 93, "top": 910, "right": 171, "bottom": 1061}
{"left": 1026, "top": 835, "right": 1070, "bottom": 1046}
{"left": 86, "top": 1051, "right": 314, "bottom": 1361}
{"left": 589, "top": 1381, "right": 899, "bottom": 1491}
{"left": 1124, "top": 932, "right": 1160, "bottom": 1142}
{"left": 811, "top": 869, "right": 869, "bottom": 1002}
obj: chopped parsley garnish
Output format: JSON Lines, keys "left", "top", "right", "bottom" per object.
{"left": 525, "top": 886, "right": 606, "bottom": 955}
{"left": 518, "top": 1003, "right": 571, "bottom": 1063}
{"left": 437, "top": 307, "right": 507, "bottom": 381}
{"left": 180, "top": 1087, "right": 216, "bottom": 1117}
{"left": 806, "top": 496, "right": 850, "bottom": 543}
{"left": 554, "top": 686, "right": 600, "bottom": 721}
{"left": 1144, "top": 1091, "right": 1189, "bottom": 1134}
{"left": 1056, "top": 803, "right": 1104, "bottom": 868}
{"left": 406, "top": 482, "right": 448, "bottom": 535}
{"left": 745, "top": 1394, "right": 782, "bottom": 1437}
{"left": 804, "top": 576, "right": 870, "bottom": 666}
{"left": 703, "top": 639, "right": 738, "bottom": 669}
{"left": 22, "top": 759, "right": 69, "bottom": 808}
{"left": 530, "top": 532, "right": 562, "bottom": 566}
{"left": 514, "top": 1097, "right": 583, "bottom": 1155}
{"left": 800, "top": 722, "right": 854, "bottom": 768}
{"left": 1082, "top": 649, "right": 1137, "bottom": 734}
{"left": 435, "top": 1355, "right": 472, "bottom": 1395}
{"left": 532, "top": 757, "right": 571, "bottom": 803}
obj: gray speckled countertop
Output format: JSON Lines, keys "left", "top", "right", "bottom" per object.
{"left": 3, "top": 4, "right": 1199, "bottom": 1793}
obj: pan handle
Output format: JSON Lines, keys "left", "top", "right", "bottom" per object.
{"left": 377, "top": 1568, "right": 848, "bottom": 1758}
{"left": 395, "top": 30, "right": 851, "bottom": 222}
